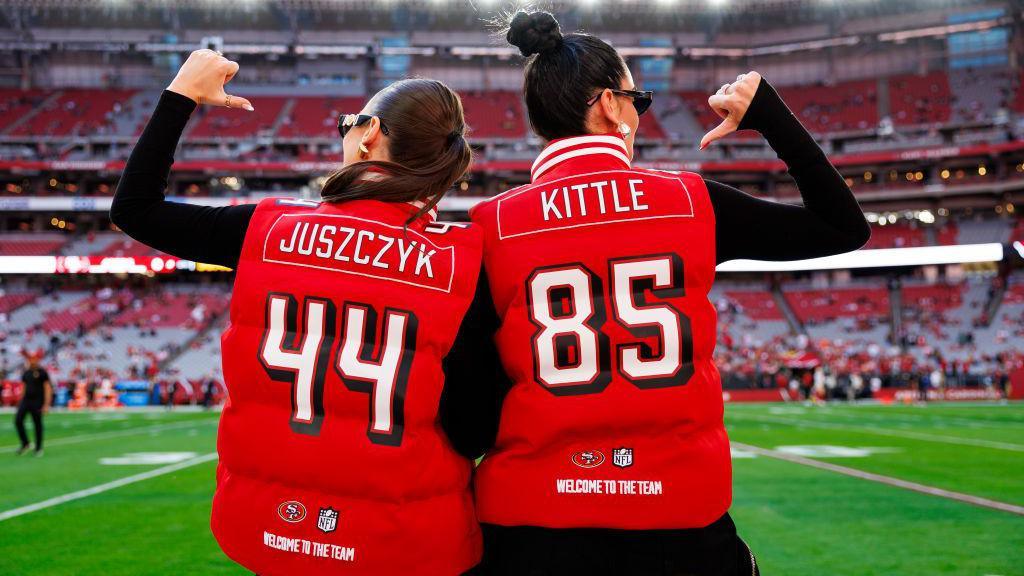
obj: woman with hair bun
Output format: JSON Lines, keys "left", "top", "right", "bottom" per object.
{"left": 111, "top": 49, "right": 505, "bottom": 575}
{"left": 468, "top": 11, "right": 871, "bottom": 575}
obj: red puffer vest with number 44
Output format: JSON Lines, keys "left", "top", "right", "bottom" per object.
{"left": 470, "top": 134, "right": 730, "bottom": 530}
{"left": 213, "top": 197, "right": 483, "bottom": 575}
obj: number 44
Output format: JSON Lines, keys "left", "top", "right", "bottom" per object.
{"left": 258, "top": 293, "right": 417, "bottom": 446}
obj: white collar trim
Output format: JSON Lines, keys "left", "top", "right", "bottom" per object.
{"left": 531, "top": 135, "right": 630, "bottom": 181}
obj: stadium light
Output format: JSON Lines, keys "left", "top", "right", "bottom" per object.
{"left": 0, "top": 243, "right": 1003, "bottom": 275}
{"left": 877, "top": 18, "right": 1007, "bottom": 42}
{"left": 716, "top": 243, "right": 1005, "bottom": 273}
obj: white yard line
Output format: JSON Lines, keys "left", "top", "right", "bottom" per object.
{"left": 732, "top": 442, "right": 1024, "bottom": 516}
{"left": 788, "top": 409, "right": 1024, "bottom": 430}
{"left": 0, "top": 418, "right": 218, "bottom": 451}
{"left": 728, "top": 412, "right": 1024, "bottom": 452}
{"left": 0, "top": 453, "right": 219, "bottom": 523}
{"left": 0, "top": 406, "right": 220, "bottom": 415}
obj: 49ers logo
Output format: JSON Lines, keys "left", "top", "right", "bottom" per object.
{"left": 277, "top": 501, "right": 307, "bottom": 523}
{"left": 571, "top": 450, "right": 606, "bottom": 469}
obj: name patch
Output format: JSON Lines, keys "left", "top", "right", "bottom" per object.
{"left": 497, "top": 170, "right": 694, "bottom": 239}
{"left": 263, "top": 213, "right": 455, "bottom": 293}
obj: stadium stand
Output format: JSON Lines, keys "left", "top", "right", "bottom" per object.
{"left": 863, "top": 222, "right": 927, "bottom": 249}
{"left": 0, "top": 284, "right": 231, "bottom": 385}
{"left": 60, "top": 233, "right": 125, "bottom": 256}
{"left": 1015, "top": 70, "right": 1024, "bottom": 113}
{"left": 887, "top": 71, "right": 952, "bottom": 126}
{"left": 460, "top": 91, "right": 526, "bottom": 139}
{"left": 0, "top": 233, "right": 68, "bottom": 256}
{"left": 955, "top": 217, "right": 1013, "bottom": 245}
{"left": 111, "top": 291, "right": 227, "bottom": 329}
{"left": 636, "top": 111, "right": 667, "bottom": 140}
{"left": 1011, "top": 218, "right": 1024, "bottom": 242}
{"left": 679, "top": 90, "right": 723, "bottom": 133}
{"left": 949, "top": 67, "right": 1015, "bottom": 123}
{"left": 935, "top": 221, "right": 958, "bottom": 246}
{"left": 0, "top": 88, "right": 47, "bottom": 133}
{"left": 721, "top": 289, "right": 785, "bottom": 321}
{"left": 784, "top": 285, "right": 890, "bottom": 323}
{"left": 105, "top": 238, "right": 160, "bottom": 257}
{"left": 778, "top": 79, "right": 879, "bottom": 133}
{"left": 8, "top": 89, "right": 136, "bottom": 137}
{"left": 277, "top": 95, "right": 366, "bottom": 138}
{"left": 0, "top": 293, "right": 36, "bottom": 315}
{"left": 187, "top": 96, "right": 288, "bottom": 139}
{"left": 167, "top": 317, "right": 227, "bottom": 380}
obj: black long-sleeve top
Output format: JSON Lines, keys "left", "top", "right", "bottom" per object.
{"left": 111, "top": 81, "right": 868, "bottom": 460}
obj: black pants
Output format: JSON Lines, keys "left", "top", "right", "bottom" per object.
{"left": 475, "top": 513, "right": 758, "bottom": 576}
{"left": 15, "top": 403, "right": 43, "bottom": 450}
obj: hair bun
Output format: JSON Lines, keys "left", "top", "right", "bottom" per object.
{"left": 506, "top": 11, "right": 563, "bottom": 57}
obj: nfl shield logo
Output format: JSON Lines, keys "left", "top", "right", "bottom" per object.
{"left": 317, "top": 507, "right": 339, "bottom": 534}
{"left": 612, "top": 447, "right": 633, "bottom": 468}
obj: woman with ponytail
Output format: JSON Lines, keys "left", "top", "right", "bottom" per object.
{"left": 468, "top": 11, "right": 871, "bottom": 575}
{"left": 111, "top": 49, "right": 504, "bottom": 575}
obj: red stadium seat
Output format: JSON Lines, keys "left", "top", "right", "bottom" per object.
{"left": 778, "top": 79, "right": 878, "bottom": 133}
{"left": 864, "top": 222, "right": 927, "bottom": 250}
{"left": 636, "top": 112, "right": 667, "bottom": 140}
{"left": 0, "top": 89, "right": 47, "bottom": 133}
{"left": 461, "top": 91, "right": 526, "bottom": 139}
{"left": 188, "top": 96, "right": 288, "bottom": 139}
{"left": 902, "top": 284, "right": 963, "bottom": 312}
{"left": 106, "top": 238, "right": 159, "bottom": 257}
{"left": 112, "top": 293, "right": 229, "bottom": 329}
{"left": 1003, "top": 281, "right": 1024, "bottom": 304}
{"left": 1012, "top": 218, "right": 1024, "bottom": 243}
{"left": 888, "top": 72, "right": 952, "bottom": 126}
{"left": 935, "top": 222, "right": 958, "bottom": 246}
{"left": 0, "top": 293, "right": 36, "bottom": 314}
{"left": 723, "top": 290, "right": 784, "bottom": 320}
{"left": 0, "top": 239, "right": 67, "bottom": 255}
{"left": 277, "top": 96, "right": 366, "bottom": 139}
{"left": 785, "top": 287, "right": 890, "bottom": 322}
{"left": 9, "top": 89, "right": 136, "bottom": 137}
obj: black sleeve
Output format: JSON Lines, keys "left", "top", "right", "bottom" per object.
{"left": 439, "top": 268, "right": 508, "bottom": 460}
{"left": 110, "top": 90, "right": 256, "bottom": 269}
{"left": 710, "top": 79, "right": 871, "bottom": 264}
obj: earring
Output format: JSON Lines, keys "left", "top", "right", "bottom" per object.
{"left": 359, "top": 143, "right": 369, "bottom": 158}
{"left": 618, "top": 122, "right": 631, "bottom": 138}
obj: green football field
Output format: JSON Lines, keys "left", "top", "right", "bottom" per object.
{"left": 1, "top": 402, "right": 1022, "bottom": 575}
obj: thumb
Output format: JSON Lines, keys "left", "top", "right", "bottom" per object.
{"left": 223, "top": 92, "right": 254, "bottom": 111}
{"left": 700, "top": 118, "right": 735, "bottom": 150}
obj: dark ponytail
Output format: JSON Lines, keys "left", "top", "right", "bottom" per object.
{"left": 320, "top": 78, "right": 471, "bottom": 222}
{"left": 506, "top": 10, "right": 628, "bottom": 142}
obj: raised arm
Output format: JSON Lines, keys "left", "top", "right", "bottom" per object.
{"left": 110, "top": 50, "right": 257, "bottom": 269}
{"left": 699, "top": 73, "right": 871, "bottom": 264}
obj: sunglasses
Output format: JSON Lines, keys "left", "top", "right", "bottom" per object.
{"left": 586, "top": 88, "right": 654, "bottom": 116}
{"left": 337, "top": 113, "right": 391, "bottom": 139}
